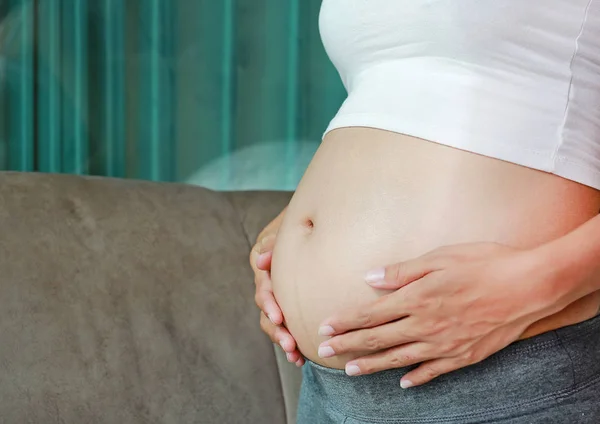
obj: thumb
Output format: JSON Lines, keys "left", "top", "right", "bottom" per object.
{"left": 255, "top": 234, "right": 277, "bottom": 270}
{"left": 364, "top": 258, "right": 437, "bottom": 289}
{"left": 257, "top": 234, "right": 277, "bottom": 254}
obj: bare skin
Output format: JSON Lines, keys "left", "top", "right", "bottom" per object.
{"left": 252, "top": 127, "right": 600, "bottom": 370}
{"left": 250, "top": 206, "right": 304, "bottom": 366}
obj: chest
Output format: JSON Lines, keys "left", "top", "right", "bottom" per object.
{"left": 319, "top": 0, "right": 589, "bottom": 72}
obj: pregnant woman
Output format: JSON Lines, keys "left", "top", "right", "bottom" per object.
{"left": 251, "top": 1, "right": 600, "bottom": 422}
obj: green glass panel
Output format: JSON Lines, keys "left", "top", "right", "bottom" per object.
{"left": 2, "top": 0, "right": 345, "bottom": 187}
{"left": 60, "top": 0, "right": 89, "bottom": 174}
{"left": 136, "top": 0, "right": 176, "bottom": 181}
{"left": 36, "top": 0, "right": 62, "bottom": 173}
{"left": 5, "top": 0, "right": 35, "bottom": 171}
{"left": 99, "top": 0, "right": 125, "bottom": 177}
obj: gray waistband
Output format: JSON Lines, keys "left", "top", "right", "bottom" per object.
{"left": 303, "top": 312, "right": 600, "bottom": 422}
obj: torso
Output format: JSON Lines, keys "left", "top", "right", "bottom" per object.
{"left": 270, "top": 128, "right": 600, "bottom": 369}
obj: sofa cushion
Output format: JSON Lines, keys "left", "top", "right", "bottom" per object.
{"left": 0, "top": 172, "right": 290, "bottom": 424}
{"left": 226, "top": 190, "right": 301, "bottom": 424}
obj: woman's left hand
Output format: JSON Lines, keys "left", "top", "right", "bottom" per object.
{"left": 317, "top": 242, "right": 565, "bottom": 388}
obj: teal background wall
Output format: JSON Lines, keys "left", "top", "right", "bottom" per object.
{"left": 0, "top": 0, "right": 346, "bottom": 188}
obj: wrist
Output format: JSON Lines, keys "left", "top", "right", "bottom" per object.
{"left": 531, "top": 230, "right": 599, "bottom": 309}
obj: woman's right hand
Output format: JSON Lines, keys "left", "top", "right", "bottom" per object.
{"left": 250, "top": 209, "right": 304, "bottom": 367}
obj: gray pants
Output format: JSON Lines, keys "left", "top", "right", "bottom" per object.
{"left": 297, "top": 312, "right": 600, "bottom": 423}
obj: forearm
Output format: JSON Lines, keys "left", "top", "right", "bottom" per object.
{"left": 538, "top": 213, "right": 600, "bottom": 306}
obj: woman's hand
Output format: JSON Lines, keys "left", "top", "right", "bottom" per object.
{"left": 250, "top": 208, "right": 304, "bottom": 367}
{"left": 317, "top": 242, "right": 564, "bottom": 387}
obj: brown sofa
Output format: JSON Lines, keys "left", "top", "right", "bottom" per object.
{"left": 0, "top": 172, "right": 301, "bottom": 424}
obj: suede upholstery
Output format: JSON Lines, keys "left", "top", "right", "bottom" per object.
{"left": 0, "top": 172, "right": 300, "bottom": 424}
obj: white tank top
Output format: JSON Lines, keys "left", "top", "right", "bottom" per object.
{"left": 320, "top": 0, "right": 600, "bottom": 190}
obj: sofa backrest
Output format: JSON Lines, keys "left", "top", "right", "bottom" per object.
{"left": 0, "top": 172, "right": 296, "bottom": 424}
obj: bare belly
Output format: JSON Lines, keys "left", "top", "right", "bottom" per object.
{"left": 270, "top": 127, "right": 600, "bottom": 369}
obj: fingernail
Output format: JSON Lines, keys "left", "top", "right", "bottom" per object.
{"left": 295, "top": 359, "right": 304, "bottom": 367}
{"left": 318, "top": 345, "right": 335, "bottom": 358}
{"left": 365, "top": 267, "right": 386, "bottom": 284}
{"left": 279, "top": 340, "right": 286, "bottom": 351}
{"left": 286, "top": 353, "right": 294, "bottom": 362}
{"left": 367, "top": 280, "right": 388, "bottom": 288}
{"left": 258, "top": 252, "right": 270, "bottom": 262}
{"left": 345, "top": 364, "right": 361, "bottom": 376}
{"left": 318, "top": 325, "right": 335, "bottom": 336}
{"left": 268, "top": 314, "right": 276, "bottom": 325}
{"left": 400, "top": 379, "right": 413, "bottom": 389}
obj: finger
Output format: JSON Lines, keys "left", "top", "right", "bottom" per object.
{"left": 319, "top": 291, "right": 411, "bottom": 336}
{"left": 250, "top": 234, "right": 276, "bottom": 270}
{"left": 249, "top": 245, "right": 261, "bottom": 271}
{"left": 256, "top": 251, "right": 272, "bottom": 271}
{"left": 260, "top": 313, "right": 295, "bottom": 350}
{"left": 398, "top": 357, "right": 463, "bottom": 388}
{"left": 317, "top": 318, "right": 416, "bottom": 358}
{"left": 365, "top": 242, "right": 512, "bottom": 290}
{"left": 342, "top": 342, "right": 432, "bottom": 376}
{"left": 259, "top": 314, "right": 304, "bottom": 366}
{"left": 285, "top": 351, "right": 305, "bottom": 367}
{"left": 257, "top": 234, "right": 277, "bottom": 254}
{"left": 274, "top": 326, "right": 298, "bottom": 353}
{"left": 254, "top": 270, "right": 284, "bottom": 325}
{"left": 285, "top": 350, "right": 303, "bottom": 363}
{"left": 263, "top": 296, "right": 284, "bottom": 326}
{"left": 255, "top": 282, "right": 284, "bottom": 325}
{"left": 365, "top": 255, "right": 443, "bottom": 290}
